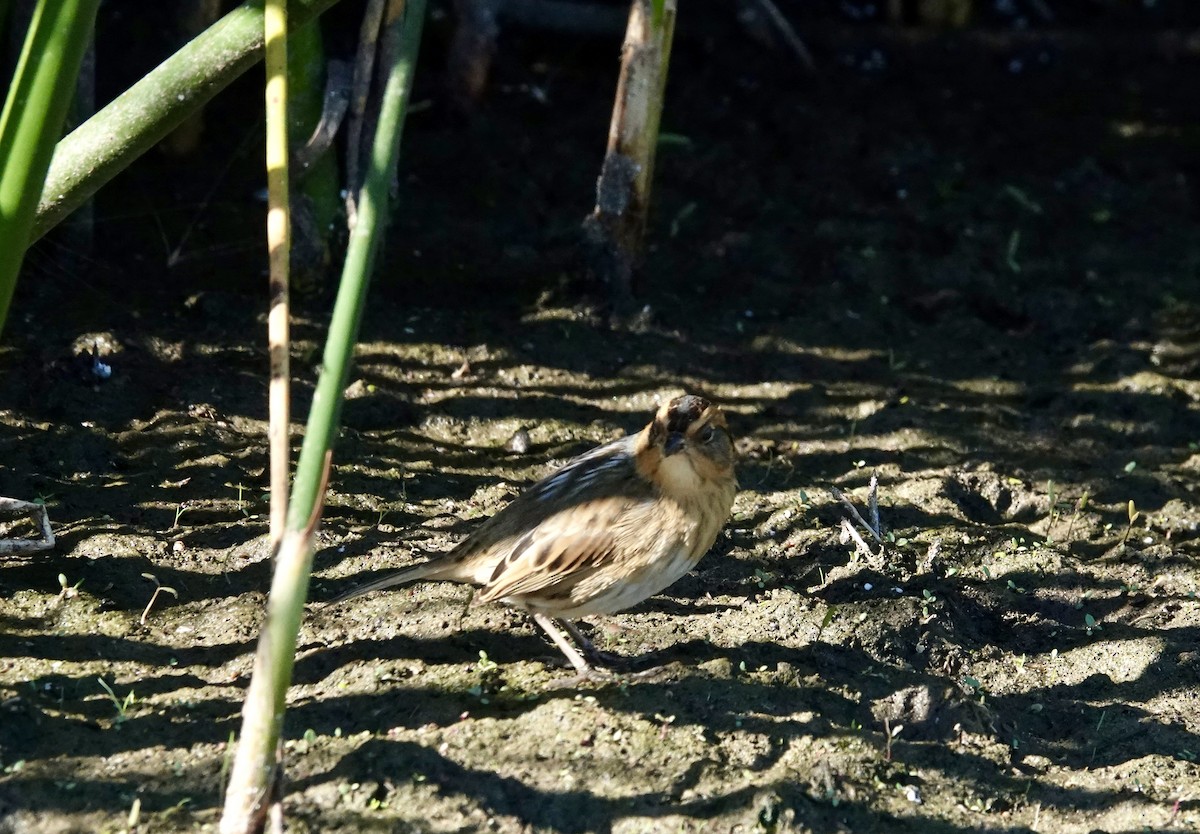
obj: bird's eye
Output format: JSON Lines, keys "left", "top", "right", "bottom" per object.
{"left": 698, "top": 425, "right": 715, "bottom": 444}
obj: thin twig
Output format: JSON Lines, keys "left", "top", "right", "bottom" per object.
{"left": 293, "top": 60, "right": 352, "bottom": 177}
{"left": 752, "top": 0, "right": 815, "bottom": 70}
{"left": 830, "top": 486, "right": 883, "bottom": 544}
{"left": 867, "top": 472, "right": 880, "bottom": 539}
{"left": 839, "top": 518, "right": 874, "bottom": 561}
{"left": 345, "top": 0, "right": 387, "bottom": 224}
{"left": 0, "top": 497, "right": 55, "bottom": 555}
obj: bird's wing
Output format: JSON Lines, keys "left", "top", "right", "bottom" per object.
{"left": 473, "top": 495, "right": 644, "bottom": 605}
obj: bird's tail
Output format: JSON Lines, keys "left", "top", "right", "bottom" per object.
{"left": 325, "top": 560, "right": 447, "bottom": 606}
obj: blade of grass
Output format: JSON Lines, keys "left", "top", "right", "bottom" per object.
{"left": 219, "top": 1, "right": 426, "bottom": 830}
{"left": 0, "top": 0, "right": 100, "bottom": 338}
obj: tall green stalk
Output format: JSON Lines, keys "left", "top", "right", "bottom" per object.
{"left": 30, "top": 0, "right": 343, "bottom": 245}
{"left": 219, "top": 1, "right": 426, "bottom": 829}
{"left": 0, "top": 0, "right": 99, "bottom": 338}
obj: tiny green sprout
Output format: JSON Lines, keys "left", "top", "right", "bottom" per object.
{"left": 754, "top": 568, "right": 771, "bottom": 589}
{"left": 1006, "top": 228, "right": 1022, "bottom": 273}
{"left": 963, "top": 676, "right": 982, "bottom": 693}
{"left": 1007, "top": 579, "right": 1026, "bottom": 594}
{"left": 140, "top": 573, "right": 179, "bottom": 625}
{"left": 1065, "top": 490, "right": 1090, "bottom": 540}
{"left": 1179, "top": 749, "right": 1197, "bottom": 762}
{"left": 854, "top": 459, "right": 866, "bottom": 469}
{"left": 816, "top": 605, "right": 838, "bottom": 640}
{"left": 883, "top": 718, "right": 903, "bottom": 761}
{"left": 945, "top": 566, "right": 959, "bottom": 577}
{"left": 97, "top": 677, "right": 137, "bottom": 726}
{"left": 1124, "top": 461, "right": 1137, "bottom": 474}
{"left": 798, "top": 489, "right": 811, "bottom": 506}
{"left": 669, "top": 201, "right": 696, "bottom": 238}
{"left": 1084, "top": 613, "right": 1101, "bottom": 635}
{"left": 226, "top": 482, "right": 249, "bottom": 516}
{"left": 303, "top": 728, "right": 317, "bottom": 745}
{"left": 476, "top": 651, "right": 498, "bottom": 673}
{"left": 56, "top": 573, "right": 83, "bottom": 602}
{"left": 1003, "top": 184, "right": 1043, "bottom": 214}
{"left": 982, "top": 565, "right": 993, "bottom": 580}
{"left": 1120, "top": 500, "right": 1141, "bottom": 547}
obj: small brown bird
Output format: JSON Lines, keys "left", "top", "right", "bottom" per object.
{"left": 330, "top": 394, "right": 738, "bottom": 678}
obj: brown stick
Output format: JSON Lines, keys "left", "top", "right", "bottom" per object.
{"left": 0, "top": 497, "right": 55, "bottom": 555}
{"left": 582, "top": 0, "right": 677, "bottom": 310}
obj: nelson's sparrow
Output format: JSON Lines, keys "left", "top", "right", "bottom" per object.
{"left": 329, "top": 394, "right": 738, "bottom": 677}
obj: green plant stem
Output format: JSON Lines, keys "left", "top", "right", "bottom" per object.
{"left": 31, "top": 0, "right": 343, "bottom": 245}
{"left": 219, "top": 2, "right": 425, "bottom": 830}
{"left": 287, "top": 0, "right": 425, "bottom": 530}
{"left": 0, "top": 0, "right": 99, "bottom": 337}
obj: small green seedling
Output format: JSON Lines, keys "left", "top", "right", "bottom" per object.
{"left": 1084, "top": 613, "right": 1101, "bottom": 635}
{"left": 140, "top": 573, "right": 179, "bottom": 625}
{"left": 97, "top": 677, "right": 137, "bottom": 726}
{"left": 1064, "top": 490, "right": 1089, "bottom": 541}
{"left": 883, "top": 718, "right": 903, "bottom": 762}
{"left": 56, "top": 573, "right": 83, "bottom": 602}
{"left": 816, "top": 605, "right": 838, "bottom": 640}
{"left": 476, "top": 650, "right": 498, "bottom": 673}
{"left": 1006, "top": 229, "right": 1022, "bottom": 273}
{"left": 1120, "top": 500, "right": 1140, "bottom": 548}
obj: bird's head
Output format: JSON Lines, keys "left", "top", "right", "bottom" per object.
{"left": 638, "top": 395, "right": 736, "bottom": 494}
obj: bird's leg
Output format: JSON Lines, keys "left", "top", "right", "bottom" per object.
{"left": 531, "top": 613, "right": 602, "bottom": 677}
{"left": 532, "top": 614, "right": 670, "bottom": 684}
{"left": 558, "top": 619, "right": 638, "bottom": 670}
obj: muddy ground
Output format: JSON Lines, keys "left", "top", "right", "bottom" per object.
{"left": 2, "top": 5, "right": 1200, "bottom": 833}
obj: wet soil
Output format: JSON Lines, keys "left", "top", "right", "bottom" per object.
{"left": 1, "top": 6, "right": 1200, "bottom": 833}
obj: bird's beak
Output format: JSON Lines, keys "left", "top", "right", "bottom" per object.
{"left": 664, "top": 432, "right": 686, "bottom": 456}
